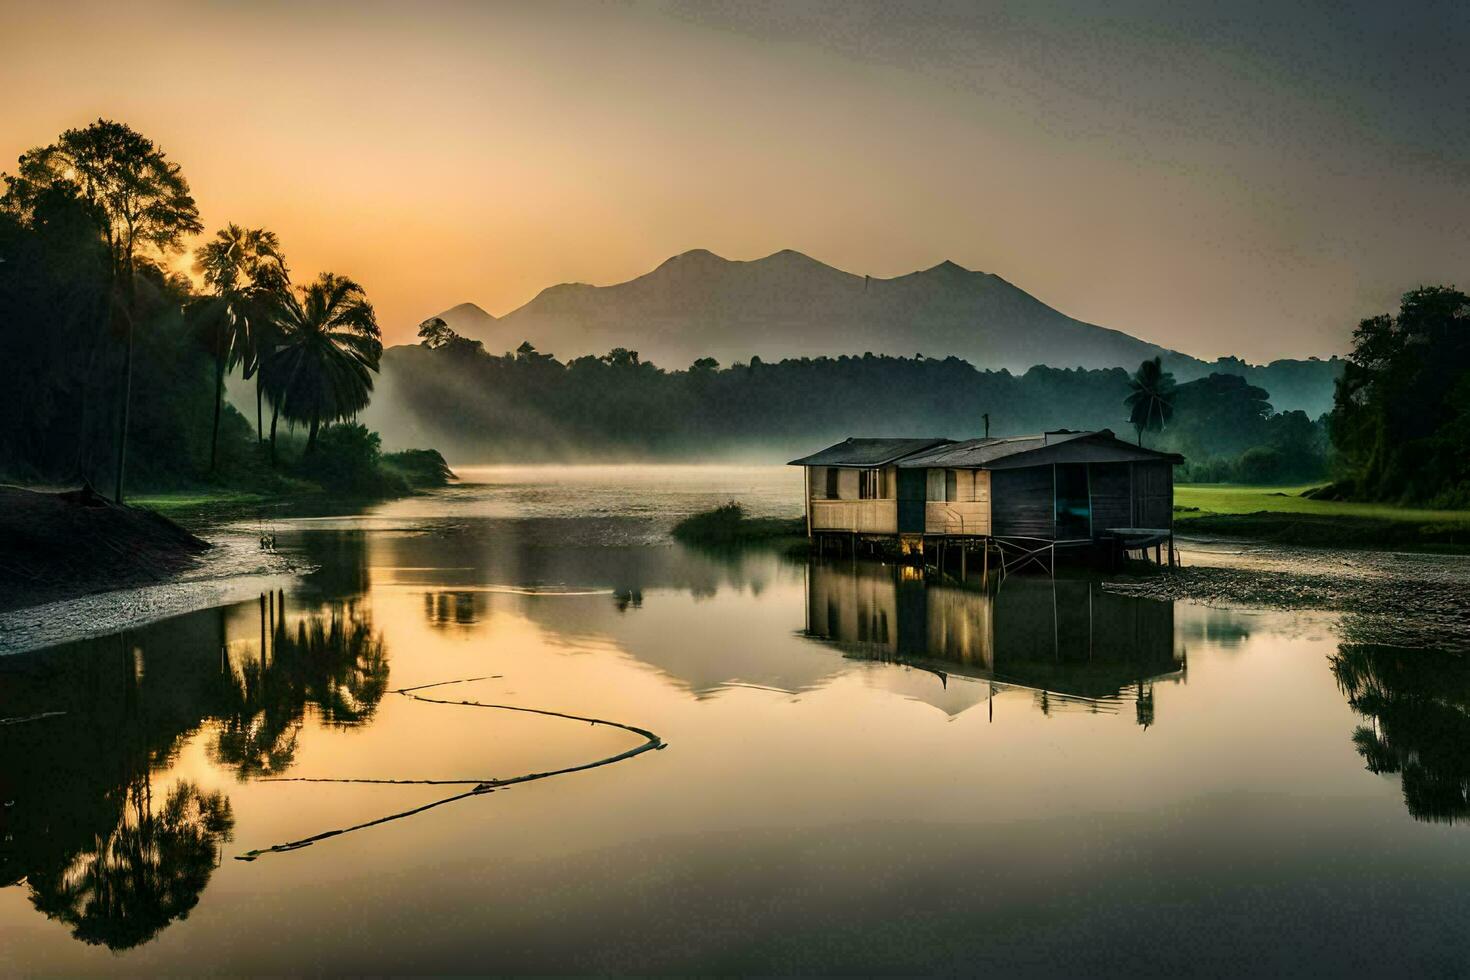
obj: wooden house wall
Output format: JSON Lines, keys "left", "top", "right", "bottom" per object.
{"left": 1134, "top": 461, "right": 1173, "bottom": 528}
{"left": 990, "top": 466, "right": 1054, "bottom": 538}
{"left": 807, "top": 465, "right": 898, "bottom": 501}
{"left": 806, "top": 458, "right": 1174, "bottom": 539}
{"left": 1088, "top": 463, "right": 1133, "bottom": 531}
{"left": 924, "top": 469, "right": 991, "bottom": 534}
{"left": 806, "top": 465, "right": 899, "bottom": 533}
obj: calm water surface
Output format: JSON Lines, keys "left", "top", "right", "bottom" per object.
{"left": 2, "top": 466, "right": 1468, "bottom": 974}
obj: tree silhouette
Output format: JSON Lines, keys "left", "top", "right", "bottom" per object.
{"left": 262, "top": 273, "right": 381, "bottom": 456}
{"left": 1329, "top": 286, "right": 1470, "bottom": 504}
{"left": 1125, "top": 356, "right": 1177, "bottom": 447}
{"left": 2, "top": 120, "right": 201, "bottom": 501}
{"left": 191, "top": 224, "right": 289, "bottom": 465}
{"left": 417, "top": 315, "right": 454, "bottom": 349}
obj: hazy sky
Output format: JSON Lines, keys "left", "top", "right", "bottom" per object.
{"left": 4, "top": 0, "right": 1468, "bottom": 358}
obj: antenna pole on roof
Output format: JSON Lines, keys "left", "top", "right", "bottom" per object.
{"left": 983, "top": 413, "right": 990, "bottom": 439}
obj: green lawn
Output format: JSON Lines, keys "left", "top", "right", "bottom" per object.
{"left": 130, "top": 490, "right": 271, "bottom": 514}
{"left": 1174, "top": 484, "right": 1470, "bottom": 524}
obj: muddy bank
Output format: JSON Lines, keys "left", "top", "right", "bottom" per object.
{"left": 1105, "top": 537, "right": 1470, "bottom": 650}
{"left": 0, "top": 485, "right": 211, "bottom": 613}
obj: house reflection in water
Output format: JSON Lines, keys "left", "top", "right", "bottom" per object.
{"left": 424, "top": 590, "right": 483, "bottom": 627}
{"left": 804, "top": 561, "right": 1184, "bottom": 725}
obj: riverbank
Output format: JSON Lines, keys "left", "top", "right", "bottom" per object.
{"left": 0, "top": 485, "right": 211, "bottom": 613}
{"left": 1174, "top": 484, "right": 1470, "bottom": 551}
{"left": 1106, "top": 537, "right": 1470, "bottom": 650}
{"left": 0, "top": 451, "right": 455, "bottom": 616}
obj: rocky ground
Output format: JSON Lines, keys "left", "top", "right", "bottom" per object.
{"left": 1104, "top": 536, "right": 1470, "bottom": 650}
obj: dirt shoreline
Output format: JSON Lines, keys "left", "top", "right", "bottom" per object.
{"left": 0, "top": 485, "right": 213, "bottom": 613}
{"left": 1105, "top": 536, "right": 1470, "bottom": 650}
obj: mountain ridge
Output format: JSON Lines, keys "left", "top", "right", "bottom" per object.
{"left": 434, "top": 248, "right": 1203, "bottom": 376}
{"left": 412, "top": 249, "right": 1341, "bottom": 414}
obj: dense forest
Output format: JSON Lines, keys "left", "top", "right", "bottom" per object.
{"left": 0, "top": 119, "right": 444, "bottom": 498}
{"left": 368, "top": 324, "right": 1330, "bottom": 482}
{"left": 1328, "top": 286, "right": 1470, "bottom": 506}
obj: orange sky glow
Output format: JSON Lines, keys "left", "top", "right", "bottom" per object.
{"left": 4, "top": 1, "right": 1468, "bottom": 358}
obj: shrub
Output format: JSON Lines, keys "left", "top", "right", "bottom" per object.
{"left": 381, "top": 448, "right": 456, "bottom": 488}
{"left": 295, "top": 424, "right": 408, "bottom": 497}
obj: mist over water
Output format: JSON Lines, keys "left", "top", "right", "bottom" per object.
{"left": 2, "top": 466, "right": 1467, "bottom": 974}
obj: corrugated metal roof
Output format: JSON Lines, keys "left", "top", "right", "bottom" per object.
{"left": 788, "top": 437, "right": 953, "bottom": 467}
{"left": 896, "top": 430, "right": 1182, "bottom": 468}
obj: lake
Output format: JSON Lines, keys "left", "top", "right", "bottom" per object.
{"left": 2, "top": 465, "right": 1467, "bottom": 974}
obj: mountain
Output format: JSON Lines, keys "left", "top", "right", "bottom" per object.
{"left": 437, "top": 249, "right": 1195, "bottom": 375}
{"left": 420, "top": 249, "right": 1343, "bottom": 415}
{"left": 434, "top": 301, "right": 496, "bottom": 338}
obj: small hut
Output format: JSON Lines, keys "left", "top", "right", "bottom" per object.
{"left": 789, "top": 429, "right": 1182, "bottom": 568}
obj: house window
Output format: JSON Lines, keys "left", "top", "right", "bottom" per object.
{"left": 946, "top": 469, "right": 959, "bottom": 502}
{"left": 859, "top": 468, "right": 883, "bottom": 499}
{"left": 824, "top": 467, "right": 840, "bottom": 499}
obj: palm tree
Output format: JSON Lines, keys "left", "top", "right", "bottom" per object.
{"left": 263, "top": 273, "right": 382, "bottom": 457}
{"left": 1125, "top": 356, "right": 1177, "bottom": 447}
{"left": 191, "top": 225, "right": 288, "bottom": 469}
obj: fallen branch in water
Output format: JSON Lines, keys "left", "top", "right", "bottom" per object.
{"left": 235, "top": 677, "right": 664, "bottom": 860}
{"left": 0, "top": 710, "right": 66, "bottom": 727}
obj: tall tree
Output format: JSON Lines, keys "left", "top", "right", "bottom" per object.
{"left": 1125, "top": 356, "right": 1177, "bottom": 447}
{"left": 264, "top": 273, "right": 382, "bottom": 456}
{"left": 2, "top": 120, "right": 201, "bottom": 501}
{"left": 1329, "top": 286, "right": 1470, "bottom": 504}
{"left": 191, "top": 225, "right": 288, "bottom": 468}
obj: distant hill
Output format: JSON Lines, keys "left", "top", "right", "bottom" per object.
{"left": 418, "top": 249, "right": 1343, "bottom": 417}
{"left": 440, "top": 248, "right": 1197, "bottom": 376}
{"left": 435, "top": 301, "right": 496, "bottom": 338}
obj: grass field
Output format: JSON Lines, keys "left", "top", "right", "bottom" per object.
{"left": 1175, "top": 484, "right": 1470, "bottom": 523}
{"left": 130, "top": 490, "right": 272, "bottom": 516}
{"left": 1174, "top": 484, "right": 1470, "bottom": 550}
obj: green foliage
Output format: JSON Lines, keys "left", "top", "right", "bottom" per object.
{"left": 380, "top": 448, "right": 455, "bottom": 488}
{"left": 293, "top": 424, "right": 407, "bottom": 497}
{"left": 672, "top": 501, "right": 805, "bottom": 545}
{"left": 1329, "top": 286, "right": 1470, "bottom": 506}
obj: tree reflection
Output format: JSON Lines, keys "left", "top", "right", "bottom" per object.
{"left": 1331, "top": 643, "right": 1470, "bottom": 824}
{"left": 26, "top": 779, "right": 234, "bottom": 950}
{"left": 212, "top": 597, "right": 389, "bottom": 777}
{"left": 1, "top": 592, "right": 389, "bottom": 949}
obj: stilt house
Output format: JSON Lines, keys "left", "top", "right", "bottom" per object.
{"left": 790, "top": 429, "right": 1182, "bottom": 563}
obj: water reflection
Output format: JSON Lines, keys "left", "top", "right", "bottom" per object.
{"left": 424, "top": 590, "right": 483, "bottom": 627}
{"left": 27, "top": 780, "right": 233, "bottom": 951}
{"left": 0, "top": 595, "right": 385, "bottom": 948}
{"left": 213, "top": 593, "right": 388, "bottom": 778}
{"left": 1331, "top": 643, "right": 1470, "bottom": 824}
{"left": 805, "top": 562, "right": 1184, "bottom": 724}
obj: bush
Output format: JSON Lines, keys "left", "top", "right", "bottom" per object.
{"left": 381, "top": 448, "right": 456, "bottom": 488}
{"left": 1236, "top": 446, "right": 1286, "bottom": 484}
{"left": 672, "top": 501, "right": 805, "bottom": 546}
{"left": 294, "top": 424, "right": 408, "bottom": 497}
